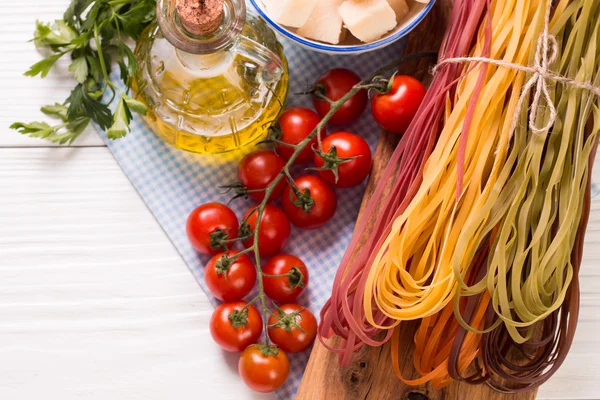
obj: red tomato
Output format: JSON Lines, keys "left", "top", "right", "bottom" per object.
{"left": 312, "top": 68, "right": 367, "bottom": 125}
{"left": 276, "top": 107, "right": 326, "bottom": 164}
{"left": 238, "top": 345, "right": 290, "bottom": 393}
{"left": 238, "top": 151, "right": 286, "bottom": 202}
{"left": 186, "top": 203, "right": 239, "bottom": 255}
{"left": 263, "top": 254, "right": 309, "bottom": 303}
{"left": 268, "top": 304, "right": 317, "bottom": 353}
{"left": 210, "top": 301, "right": 262, "bottom": 352}
{"left": 371, "top": 75, "right": 427, "bottom": 134}
{"left": 242, "top": 205, "right": 291, "bottom": 257}
{"left": 204, "top": 251, "right": 256, "bottom": 302}
{"left": 314, "top": 131, "right": 373, "bottom": 188}
{"left": 282, "top": 175, "right": 337, "bottom": 230}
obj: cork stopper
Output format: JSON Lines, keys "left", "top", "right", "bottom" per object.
{"left": 176, "top": 0, "right": 224, "bottom": 37}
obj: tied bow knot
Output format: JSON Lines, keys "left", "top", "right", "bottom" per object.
{"left": 524, "top": 31, "right": 559, "bottom": 135}
{"left": 430, "top": 0, "right": 600, "bottom": 200}
{"left": 432, "top": 0, "right": 600, "bottom": 138}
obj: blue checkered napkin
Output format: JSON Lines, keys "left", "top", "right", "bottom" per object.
{"left": 99, "top": 25, "right": 407, "bottom": 399}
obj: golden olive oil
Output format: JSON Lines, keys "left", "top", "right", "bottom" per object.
{"left": 132, "top": 3, "right": 288, "bottom": 154}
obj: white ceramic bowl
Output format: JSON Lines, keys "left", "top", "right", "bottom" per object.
{"left": 248, "top": 0, "right": 436, "bottom": 55}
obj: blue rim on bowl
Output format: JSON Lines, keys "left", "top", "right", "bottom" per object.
{"left": 248, "top": 0, "right": 437, "bottom": 54}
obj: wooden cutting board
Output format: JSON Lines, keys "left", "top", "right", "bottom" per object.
{"left": 297, "top": 1, "right": 537, "bottom": 399}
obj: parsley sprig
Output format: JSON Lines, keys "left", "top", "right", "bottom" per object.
{"left": 11, "top": 0, "right": 156, "bottom": 144}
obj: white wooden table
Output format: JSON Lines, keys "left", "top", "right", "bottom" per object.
{"left": 0, "top": 1, "right": 598, "bottom": 399}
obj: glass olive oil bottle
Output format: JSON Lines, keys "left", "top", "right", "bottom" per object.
{"left": 132, "top": 0, "right": 289, "bottom": 154}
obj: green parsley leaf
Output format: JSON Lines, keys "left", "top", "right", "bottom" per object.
{"left": 69, "top": 56, "right": 89, "bottom": 83}
{"left": 107, "top": 96, "right": 133, "bottom": 139}
{"left": 10, "top": 116, "right": 90, "bottom": 145}
{"left": 33, "top": 20, "right": 78, "bottom": 49}
{"left": 86, "top": 54, "right": 104, "bottom": 82}
{"left": 66, "top": 84, "right": 87, "bottom": 119}
{"left": 10, "top": 121, "right": 54, "bottom": 138}
{"left": 117, "top": 42, "right": 137, "bottom": 85}
{"left": 70, "top": 30, "right": 92, "bottom": 48}
{"left": 119, "top": 1, "right": 156, "bottom": 39}
{"left": 63, "top": 117, "right": 91, "bottom": 144}
{"left": 118, "top": 60, "right": 130, "bottom": 85}
{"left": 24, "top": 53, "right": 65, "bottom": 78}
{"left": 41, "top": 103, "right": 69, "bottom": 122}
{"left": 32, "top": 21, "right": 53, "bottom": 49}
{"left": 82, "top": 3, "right": 110, "bottom": 32}
{"left": 67, "top": 83, "right": 112, "bottom": 129}
{"left": 64, "top": 0, "right": 95, "bottom": 26}
{"left": 122, "top": 44, "right": 137, "bottom": 77}
{"left": 82, "top": 92, "right": 112, "bottom": 129}
{"left": 100, "top": 23, "right": 116, "bottom": 47}
{"left": 123, "top": 94, "right": 147, "bottom": 115}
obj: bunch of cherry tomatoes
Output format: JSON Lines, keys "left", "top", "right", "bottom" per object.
{"left": 185, "top": 68, "right": 427, "bottom": 393}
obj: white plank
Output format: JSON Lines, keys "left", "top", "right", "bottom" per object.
{"left": 537, "top": 197, "right": 600, "bottom": 399}
{"left": 0, "top": 0, "right": 105, "bottom": 147}
{"left": 0, "top": 147, "right": 273, "bottom": 400}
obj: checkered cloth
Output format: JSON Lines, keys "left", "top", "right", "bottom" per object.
{"left": 99, "top": 17, "right": 406, "bottom": 398}
{"left": 99, "top": 12, "right": 600, "bottom": 400}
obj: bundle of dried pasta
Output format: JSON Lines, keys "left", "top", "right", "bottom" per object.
{"left": 321, "top": 0, "right": 600, "bottom": 392}
{"left": 362, "top": 0, "right": 542, "bottom": 330}
{"left": 453, "top": 0, "right": 600, "bottom": 391}
{"left": 318, "top": 0, "right": 489, "bottom": 365}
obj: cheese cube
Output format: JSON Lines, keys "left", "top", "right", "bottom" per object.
{"left": 297, "top": 0, "right": 346, "bottom": 44}
{"left": 338, "top": 0, "right": 397, "bottom": 43}
{"left": 263, "top": 0, "right": 318, "bottom": 28}
{"left": 387, "top": 0, "right": 409, "bottom": 20}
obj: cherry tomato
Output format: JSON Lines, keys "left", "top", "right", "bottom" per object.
{"left": 238, "top": 344, "right": 290, "bottom": 393}
{"left": 282, "top": 175, "right": 337, "bottom": 230}
{"left": 314, "top": 131, "right": 373, "bottom": 188}
{"left": 371, "top": 75, "right": 427, "bottom": 134}
{"left": 276, "top": 107, "right": 326, "bottom": 164}
{"left": 242, "top": 205, "right": 291, "bottom": 257}
{"left": 268, "top": 304, "right": 317, "bottom": 353}
{"left": 312, "top": 68, "right": 367, "bottom": 126}
{"left": 209, "top": 301, "right": 262, "bottom": 352}
{"left": 186, "top": 203, "right": 239, "bottom": 255}
{"left": 238, "top": 151, "right": 286, "bottom": 202}
{"left": 204, "top": 251, "right": 256, "bottom": 302}
{"left": 263, "top": 254, "right": 309, "bottom": 303}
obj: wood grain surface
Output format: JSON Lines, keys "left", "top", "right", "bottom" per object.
{"left": 297, "top": 1, "right": 536, "bottom": 399}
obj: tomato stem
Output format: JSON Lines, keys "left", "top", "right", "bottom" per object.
{"left": 272, "top": 139, "right": 296, "bottom": 148}
{"left": 244, "top": 294, "right": 262, "bottom": 308}
{"left": 262, "top": 267, "right": 306, "bottom": 290}
{"left": 232, "top": 247, "right": 254, "bottom": 258}
{"left": 310, "top": 145, "right": 361, "bottom": 184}
{"left": 209, "top": 228, "right": 231, "bottom": 252}
{"left": 228, "top": 308, "right": 249, "bottom": 329}
{"left": 268, "top": 307, "right": 306, "bottom": 333}
{"left": 282, "top": 168, "right": 296, "bottom": 187}
{"left": 221, "top": 182, "right": 268, "bottom": 202}
{"left": 214, "top": 247, "right": 254, "bottom": 273}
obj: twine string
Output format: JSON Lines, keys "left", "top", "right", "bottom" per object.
{"left": 432, "top": 0, "right": 600, "bottom": 137}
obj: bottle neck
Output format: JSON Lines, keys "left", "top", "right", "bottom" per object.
{"left": 157, "top": 0, "right": 245, "bottom": 55}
